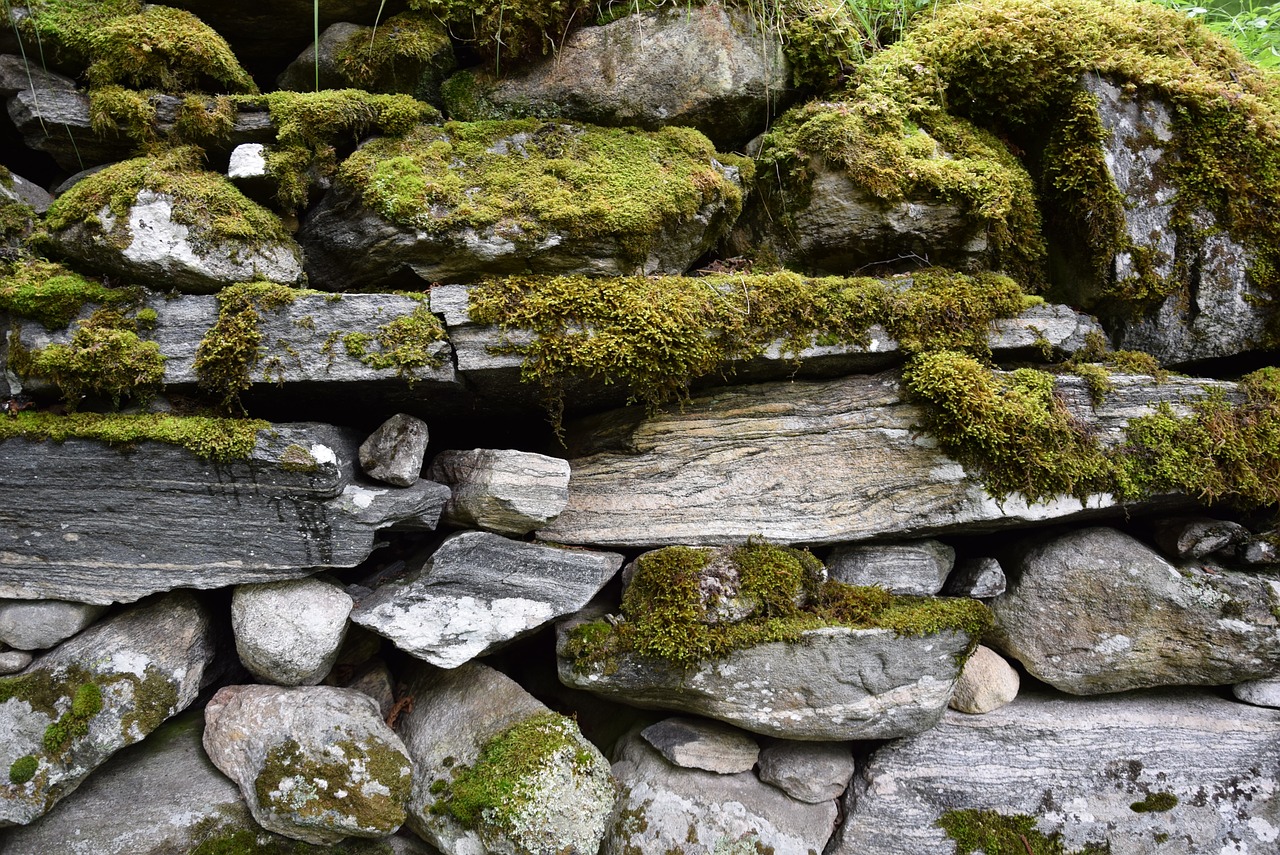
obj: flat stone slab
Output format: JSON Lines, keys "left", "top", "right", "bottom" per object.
{"left": 640, "top": 716, "right": 760, "bottom": 774}
{"left": 830, "top": 689, "right": 1280, "bottom": 855}
{"left": 0, "top": 422, "right": 449, "bottom": 603}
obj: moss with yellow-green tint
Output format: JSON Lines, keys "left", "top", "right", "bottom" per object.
{"left": 0, "top": 411, "right": 268, "bottom": 461}
{"left": 0, "top": 258, "right": 127, "bottom": 329}
{"left": 333, "top": 10, "right": 455, "bottom": 97}
{"left": 194, "top": 281, "right": 300, "bottom": 412}
{"left": 939, "top": 809, "right": 1111, "bottom": 855}
{"left": 407, "top": 0, "right": 590, "bottom": 68}
{"left": 17, "top": 307, "right": 165, "bottom": 407}
{"left": 341, "top": 299, "right": 447, "bottom": 380}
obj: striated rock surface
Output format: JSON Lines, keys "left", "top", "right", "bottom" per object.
{"left": 988, "top": 527, "right": 1280, "bottom": 694}
{"left": 232, "top": 577, "right": 353, "bottom": 685}
{"left": 0, "top": 600, "right": 106, "bottom": 651}
{"left": 826, "top": 540, "right": 955, "bottom": 595}
{"left": 428, "top": 448, "right": 571, "bottom": 535}
{"left": 755, "top": 741, "right": 855, "bottom": 804}
{"left": 202, "top": 684, "right": 413, "bottom": 845}
{"left": 0, "top": 592, "right": 215, "bottom": 827}
{"left": 640, "top": 717, "right": 759, "bottom": 775}
{"left": 0, "top": 423, "right": 450, "bottom": 603}
{"left": 832, "top": 689, "right": 1280, "bottom": 855}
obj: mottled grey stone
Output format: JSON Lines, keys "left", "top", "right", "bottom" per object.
{"left": 831, "top": 689, "right": 1280, "bottom": 855}
{"left": 944, "top": 557, "right": 1007, "bottom": 598}
{"left": 0, "top": 592, "right": 215, "bottom": 827}
{"left": 232, "top": 577, "right": 353, "bottom": 685}
{"left": 352, "top": 531, "right": 622, "bottom": 668}
{"left": 0, "top": 600, "right": 106, "bottom": 651}
{"left": 755, "top": 741, "right": 854, "bottom": 804}
{"left": 428, "top": 448, "right": 571, "bottom": 535}
{"left": 640, "top": 717, "right": 759, "bottom": 774}
{"left": 0, "top": 649, "right": 31, "bottom": 674}
{"left": 989, "top": 527, "right": 1280, "bottom": 694}
{"left": 1151, "top": 516, "right": 1249, "bottom": 559}
{"left": 342, "top": 659, "right": 396, "bottom": 719}
{"left": 1233, "top": 677, "right": 1280, "bottom": 708}
{"left": 1240, "top": 536, "right": 1280, "bottom": 566}
{"left": 202, "top": 684, "right": 413, "bottom": 845}
{"left": 360, "top": 414, "right": 430, "bottom": 487}
{"left": 0, "top": 169, "right": 50, "bottom": 214}
{"left": 827, "top": 540, "right": 954, "bottom": 595}
{"left": 948, "top": 645, "right": 1019, "bottom": 714}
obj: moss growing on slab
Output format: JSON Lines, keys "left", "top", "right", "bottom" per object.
{"left": 18, "top": 307, "right": 165, "bottom": 407}
{"left": 1130, "top": 792, "right": 1178, "bottom": 813}
{"left": 341, "top": 299, "right": 447, "bottom": 379}
{"left": 42, "top": 681, "right": 101, "bottom": 753}
{"left": 0, "top": 259, "right": 127, "bottom": 329}
{"left": 939, "top": 809, "right": 1111, "bottom": 855}
{"left": 0, "top": 411, "right": 268, "bottom": 461}
{"left": 333, "top": 10, "right": 454, "bottom": 96}
{"left": 194, "top": 281, "right": 300, "bottom": 412}
{"left": 7, "top": 755, "right": 37, "bottom": 785}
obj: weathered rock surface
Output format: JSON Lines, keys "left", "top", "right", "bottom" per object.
{"left": 0, "top": 169, "right": 50, "bottom": 214}
{"left": 755, "top": 741, "right": 855, "bottom": 804}
{"left": 278, "top": 17, "right": 454, "bottom": 100}
{"left": 352, "top": 531, "right": 623, "bottom": 668}
{"left": 0, "top": 600, "right": 106, "bottom": 651}
{"left": 538, "top": 371, "right": 1221, "bottom": 548}
{"left": 360, "top": 414, "right": 430, "bottom": 487}
{"left": 640, "top": 717, "right": 759, "bottom": 774}
{"left": 232, "top": 577, "right": 353, "bottom": 685}
{"left": 428, "top": 448, "right": 571, "bottom": 535}
{"left": 988, "top": 527, "right": 1280, "bottom": 694}
{"left": 1151, "top": 516, "right": 1249, "bottom": 559}
{"left": 943, "top": 557, "right": 1007, "bottom": 598}
{"left": 605, "top": 726, "right": 839, "bottom": 855}
{"left": 1233, "top": 677, "right": 1280, "bottom": 708}
{"left": 444, "top": 4, "right": 791, "bottom": 149}
{"left": 831, "top": 689, "right": 1280, "bottom": 855}
{"left": 397, "top": 659, "right": 616, "bottom": 855}
{"left": 948, "top": 645, "right": 1020, "bottom": 714}
{"left": 558, "top": 619, "right": 977, "bottom": 740}
{"left": 0, "top": 423, "right": 450, "bottom": 603}
{"left": 0, "top": 650, "right": 31, "bottom": 675}
{"left": 202, "top": 684, "right": 413, "bottom": 844}
{"left": 826, "top": 540, "right": 954, "bottom": 595}
{"left": 0, "top": 592, "right": 215, "bottom": 827}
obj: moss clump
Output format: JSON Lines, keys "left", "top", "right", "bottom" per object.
{"left": 1130, "top": 792, "right": 1178, "bottom": 813}
{"left": 42, "top": 681, "right": 102, "bottom": 753}
{"left": 0, "top": 259, "right": 127, "bottom": 329}
{"left": 338, "top": 119, "right": 746, "bottom": 259}
{"left": 333, "top": 11, "right": 455, "bottom": 96}
{"left": 341, "top": 300, "right": 447, "bottom": 379}
{"left": 7, "top": 755, "right": 37, "bottom": 785}
{"left": 278, "top": 443, "right": 319, "bottom": 473}
{"left": 18, "top": 307, "right": 165, "bottom": 407}
{"left": 408, "top": 0, "right": 590, "bottom": 68}
{"left": 939, "top": 809, "right": 1111, "bottom": 855}
{"left": 194, "top": 281, "right": 299, "bottom": 412}
{"left": 0, "top": 411, "right": 268, "bottom": 461}
{"left": 0, "top": 200, "right": 35, "bottom": 245}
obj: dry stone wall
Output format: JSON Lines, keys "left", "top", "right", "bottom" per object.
{"left": 1, "top": 1, "right": 1279, "bottom": 853}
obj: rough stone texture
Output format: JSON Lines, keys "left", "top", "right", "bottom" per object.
{"left": 826, "top": 540, "right": 954, "bottom": 595}
{"left": 605, "top": 726, "right": 839, "bottom": 855}
{"left": 640, "top": 717, "right": 760, "bottom": 774}
{"left": 988, "top": 527, "right": 1280, "bottom": 694}
{"left": 0, "top": 592, "right": 215, "bottom": 827}
{"left": 278, "top": 19, "right": 454, "bottom": 100}
{"left": 1151, "top": 516, "right": 1249, "bottom": 559}
{"left": 360, "top": 414, "right": 431, "bottom": 487}
{"left": 397, "top": 659, "right": 616, "bottom": 855}
{"left": 352, "top": 531, "right": 623, "bottom": 668}
{"left": 342, "top": 659, "right": 396, "bottom": 719}
{"left": 948, "top": 645, "right": 1020, "bottom": 714}
{"left": 558, "top": 618, "right": 978, "bottom": 740}
{"left": 0, "top": 169, "right": 51, "bottom": 214}
{"left": 755, "top": 741, "right": 855, "bottom": 804}
{"left": 202, "top": 684, "right": 413, "bottom": 845}
{"left": 1241, "top": 536, "right": 1280, "bottom": 566}
{"left": 832, "top": 689, "right": 1280, "bottom": 855}
{"left": 538, "top": 371, "right": 1224, "bottom": 548}
{"left": 1082, "top": 75, "right": 1277, "bottom": 365}
{"left": 0, "top": 600, "right": 107, "bottom": 651}
{"left": 232, "top": 577, "right": 353, "bottom": 685}
{"left": 48, "top": 189, "right": 304, "bottom": 294}
{"left": 0, "top": 423, "right": 450, "bottom": 604}
{"left": 445, "top": 4, "right": 791, "bottom": 149}
{"left": 428, "top": 448, "right": 572, "bottom": 535}
{"left": 277, "top": 22, "right": 368, "bottom": 92}
{"left": 0, "top": 710, "right": 435, "bottom": 855}
{"left": 0, "top": 650, "right": 31, "bottom": 675}
{"left": 1233, "top": 678, "right": 1280, "bottom": 708}
{"left": 943, "top": 557, "right": 1007, "bottom": 598}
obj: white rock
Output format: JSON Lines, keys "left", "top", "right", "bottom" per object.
{"left": 1233, "top": 677, "right": 1280, "bottom": 708}
{"left": 232, "top": 577, "right": 353, "bottom": 685}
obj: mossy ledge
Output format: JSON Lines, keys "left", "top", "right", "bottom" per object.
{"left": 194, "top": 281, "right": 301, "bottom": 413}
{"left": 938, "top": 809, "right": 1112, "bottom": 855}
{"left": 0, "top": 412, "right": 269, "bottom": 462}
{"left": 0, "top": 258, "right": 130, "bottom": 330}
{"left": 339, "top": 296, "right": 448, "bottom": 380}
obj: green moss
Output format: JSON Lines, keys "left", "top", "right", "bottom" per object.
{"left": 278, "top": 443, "right": 319, "bottom": 473}
{"left": 939, "top": 809, "right": 1111, "bottom": 854}
{"left": 0, "top": 411, "right": 268, "bottom": 461}
{"left": 338, "top": 119, "right": 745, "bottom": 259}
{"left": 174, "top": 95, "right": 238, "bottom": 145}
{"left": 42, "top": 681, "right": 101, "bottom": 753}
{"left": 340, "top": 300, "right": 447, "bottom": 379}
{"left": 7, "top": 754, "right": 37, "bottom": 785}
{"left": 0, "top": 259, "right": 126, "bottom": 329}
{"left": 0, "top": 201, "right": 35, "bottom": 244}
{"left": 87, "top": 84, "right": 159, "bottom": 144}
{"left": 194, "top": 281, "right": 300, "bottom": 412}
{"left": 1130, "top": 792, "right": 1178, "bottom": 813}
{"left": 18, "top": 307, "right": 165, "bottom": 407}
{"left": 333, "top": 10, "right": 454, "bottom": 97}
{"left": 3, "top": 0, "right": 144, "bottom": 71}
{"left": 407, "top": 0, "right": 590, "bottom": 69}
{"left": 189, "top": 821, "right": 400, "bottom": 855}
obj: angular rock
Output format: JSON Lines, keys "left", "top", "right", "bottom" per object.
{"left": 831, "top": 689, "right": 1280, "bottom": 855}
{"left": 445, "top": 4, "right": 792, "bottom": 149}
{"left": 640, "top": 716, "right": 759, "bottom": 774}
{"left": 1151, "top": 515, "right": 1249, "bottom": 559}
{"left": 352, "top": 531, "right": 623, "bottom": 668}
{"left": 755, "top": 741, "right": 855, "bottom": 804}
{"left": 943, "top": 557, "right": 1007, "bottom": 598}
{"left": 202, "top": 684, "right": 413, "bottom": 845}
{"left": 538, "top": 371, "right": 1222, "bottom": 548}
{"left": 0, "top": 422, "right": 450, "bottom": 603}
{"left": 0, "top": 649, "right": 31, "bottom": 675}
{"left": 0, "top": 169, "right": 51, "bottom": 214}
{"left": 232, "top": 577, "right": 353, "bottom": 685}
{"left": 605, "top": 726, "right": 838, "bottom": 855}
{"left": 559, "top": 618, "right": 979, "bottom": 740}
{"left": 0, "top": 600, "right": 107, "bottom": 651}
{"left": 360, "top": 414, "right": 430, "bottom": 488}
{"left": 948, "top": 645, "right": 1019, "bottom": 714}
{"left": 428, "top": 448, "right": 571, "bottom": 535}
{"left": 826, "top": 540, "right": 954, "bottom": 595}
{"left": 342, "top": 659, "right": 396, "bottom": 720}
{"left": 988, "top": 527, "right": 1280, "bottom": 694}
{"left": 1233, "top": 677, "right": 1280, "bottom": 708}
{"left": 0, "top": 592, "right": 215, "bottom": 827}
{"left": 397, "top": 659, "right": 616, "bottom": 855}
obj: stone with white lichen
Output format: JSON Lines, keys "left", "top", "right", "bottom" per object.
{"left": 231, "top": 577, "right": 353, "bottom": 685}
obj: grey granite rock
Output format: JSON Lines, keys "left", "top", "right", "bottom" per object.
{"left": 0, "top": 600, "right": 106, "bottom": 651}
{"left": 826, "top": 540, "right": 954, "bottom": 595}
{"left": 360, "top": 414, "right": 431, "bottom": 487}
{"left": 988, "top": 527, "right": 1280, "bottom": 694}
{"left": 755, "top": 740, "right": 854, "bottom": 804}
{"left": 0, "top": 649, "right": 31, "bottom": 675}
{"left": 1151, "top": 516, "right": 1249, "bottom": 559}
{"left": 943, "top": 557, "right": 1007, "bottom": 598}
{"left": 640, "top": 717, "right": 759, "bottom": 774}
{"left": 948, "top": 645, "right": 1019, "bottom": 714}
{"left": 352, "top": 531, "right": 623, "bottom": 668}
{"left": 428, "top": 448, "right": 571, "bottom": 535}
{"left": 604, "top": 726, "right": 839, "bottom": 855}
{"left": 1233, "top": 677, "right": 1280, "bottom": 708}
{"left": 0, "top": 592, "right": 215, "bottom": 827}
{"left": 0, "top": 422, "right": 450, "bottom": 604}
{"left": 831, "top": 689, "right": 1280, "bottom": 855}
{"left": 1240, "top": 535, "right": 1280, "bottom": 566}
{"left": 202, "top": 684, "right": 413, "bottom": 845}
{"left": 232, "top": 577, "right": 353, "bottom": 685}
